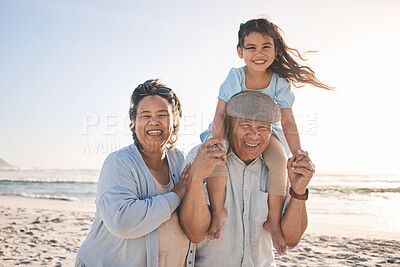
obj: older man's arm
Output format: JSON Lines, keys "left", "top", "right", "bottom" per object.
{"left": 281, "top": 150, "right": 315, "bottom": 247}
{"left": 281, "top": 195, "right": 308, "bottom": 247}
{"left": 180, "top": 170, "right": 211, "bottom": 243}
{"left": 179, "top": 139, "right": 227, "bottom": 243}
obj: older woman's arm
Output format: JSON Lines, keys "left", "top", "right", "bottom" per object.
{"left": 96, "top": 151, "right": 183, "bottom": 239}
{"left": 179, "top": 140, "right": 227, "bottom": 243}
{"left": 98, "top": 190, "right": 180, "bottom": 239}
{"left": 281, "top": 151, "right": 314, "bottom": 247}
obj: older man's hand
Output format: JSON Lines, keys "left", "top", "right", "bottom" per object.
{"left": 189, "top": 138, "right": 227, "bottom": 182}
{"left": 287, "top": 150, "right": 315, "bottom": 195}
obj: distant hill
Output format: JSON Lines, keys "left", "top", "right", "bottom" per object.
{"left": 0, "top": 158, "right": 13, "bottom": 168}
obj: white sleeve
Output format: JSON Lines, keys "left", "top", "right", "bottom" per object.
{"left": 181, "top": 144, "right": 201, "bottom": 173}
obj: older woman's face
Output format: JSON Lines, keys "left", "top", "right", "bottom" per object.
{"left": 133, "top": 95, "right": 173, "bottom": 152}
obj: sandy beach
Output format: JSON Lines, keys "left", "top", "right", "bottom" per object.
{"left": 0, "top": 197, "right": 95, "bottom": 267}
{"left": 1, "top": 196, "right": 399, "bottom": 267}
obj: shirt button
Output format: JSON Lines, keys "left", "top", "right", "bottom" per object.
{"left": 190, "top": 250, "right": 192, "bottom": 253}
{"left": 244, "top": 190, "right": 248, "bottom": 194}
{"left": 244, "top": 215, "right": 247, "bottom": 219}
{"left": 246, "top": 240, "right": 248, "bottom": 245}
{"left": 189, "top": 261, "right": 192, "bottom": 264}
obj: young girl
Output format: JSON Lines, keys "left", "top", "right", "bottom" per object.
{"left": 204, "top": 18, "right": 331, "bottom": 255}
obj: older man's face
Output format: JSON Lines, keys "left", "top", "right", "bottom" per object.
{"left": 228, "top": 117, "right": 272, "bottom": 164}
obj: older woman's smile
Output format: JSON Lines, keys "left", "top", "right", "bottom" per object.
{"left": 133, "top": 95, "right": 173, "bottom": 152}
{"left": 147, "top": 130, "right": 163, "bottom": 136}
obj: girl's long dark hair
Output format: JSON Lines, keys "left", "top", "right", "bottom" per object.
{"left": 238, "top": 18, "right": 333, "bottom": 90}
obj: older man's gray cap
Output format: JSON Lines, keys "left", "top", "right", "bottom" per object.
{"left": 226, "top": 91, "right": 281, "bottom": 123}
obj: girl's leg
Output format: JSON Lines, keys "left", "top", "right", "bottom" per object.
{"left": 262, "top": 134, "right": 288, "bottom": 255}
{"left": 206, "top": 165, "right": 228, "bottom": 242}
{"left": 264, "top": 195, "right": 287, "bottom": 255}
{"left": 264, "top": 135, "right": 287, "bottom": 196}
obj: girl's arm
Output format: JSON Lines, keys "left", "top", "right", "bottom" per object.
{"left": 211, "top": 99, "right": 228, "bottom": 139}
{"left": 280, "top": 108, "right": 301, "bottom": 157}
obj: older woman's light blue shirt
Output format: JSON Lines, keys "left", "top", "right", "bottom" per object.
{"left": 75, "top": 144, "right": 195, "bottom": 267}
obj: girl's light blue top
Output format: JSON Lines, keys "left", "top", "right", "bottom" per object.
{"left": 218, "top": 67, "right": 295, "bottom": 108}
{"left": 201, "top": 67, "right": 294, "bottom": 155}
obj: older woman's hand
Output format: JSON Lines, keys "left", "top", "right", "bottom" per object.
{"left": 172, "top": 163, "right": 191, "bottom": 200}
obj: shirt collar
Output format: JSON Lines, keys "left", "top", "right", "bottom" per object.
{"left": 227, "top": 147, "right": 264, "bottom": 167}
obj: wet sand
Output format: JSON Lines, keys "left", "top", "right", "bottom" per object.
{"left": 1, "top": 196, "right": 399, "bottom": 266}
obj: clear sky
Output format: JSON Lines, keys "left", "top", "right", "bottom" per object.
{"left": 1, "top": 0, "right": 399, "bottom": 174}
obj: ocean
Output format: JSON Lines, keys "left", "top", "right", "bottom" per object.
{"left": 0, "top": 169, "right": 399, "bottom": 239}
{"left": 306, "top": 172, "right": 400, "bottom": 239}
{"left": 0, "top": 169, "right": 99, "bottom": 203}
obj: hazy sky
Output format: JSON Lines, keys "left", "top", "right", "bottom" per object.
{"left": 1, "top": 0, "right": 399, "bottom": 174}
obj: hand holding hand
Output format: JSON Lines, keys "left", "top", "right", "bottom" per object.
{"left": 292, "top": 149, "right": 304, "bottom": 163}
{"left": 287, "top": 150, "right": 315, "bottom": 195}
{"left": 190, "top": 138, "right": 227, "bottom": 182}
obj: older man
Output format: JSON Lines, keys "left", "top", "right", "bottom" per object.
{"left": 180, "top": 91, "right": 314, "bottom": 267}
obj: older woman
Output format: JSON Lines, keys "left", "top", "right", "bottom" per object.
{"left": 75, "top": 79, "right": 192, "bottom": 267}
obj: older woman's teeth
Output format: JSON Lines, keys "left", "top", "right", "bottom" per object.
{"left": 147, "top": 130, "right": 162, "bottom": 135}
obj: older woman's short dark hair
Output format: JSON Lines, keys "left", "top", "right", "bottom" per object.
{"left": 129, "top": 79, "right": 182, "bottom": 149}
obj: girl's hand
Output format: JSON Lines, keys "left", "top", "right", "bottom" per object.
{"left": 190, "top": 138, "right": 227, "bottom": 182}
{"left": 288, "top": 150, "right": 315, "bottom": 195}
{"left": 293, "top": 149, "right": 305, "bottom": 162}
{"left": 213, "top": 138, "right": 227, "bottom": 154}
{"left": 171, "top": 163, "right": 191, "bottom": 200}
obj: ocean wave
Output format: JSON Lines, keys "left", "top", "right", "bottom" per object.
{"left": 0, "top": 179, "right": 97, "bottom": 184}
{"left": 0, "top": 167, "right": 100, "bottom": 172}
{"left": 354, "top": 187, "right": 400, "bottom": 194}
{"left": 0, "top": 167, "right": 21, "bottom": 171}
{"left": 316, "top": 171, "right": 400, "bottom": 177}
{"left": 310, "top": 186, "right": 400, "bottom": 194}
{"left": 0, "top": 192, "right": 80, "bottom": 202}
